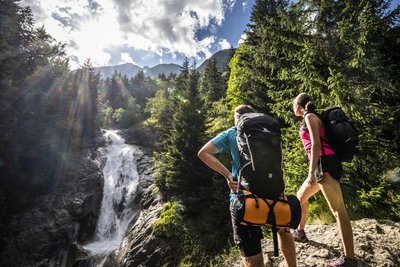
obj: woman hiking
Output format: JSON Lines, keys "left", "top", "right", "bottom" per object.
{"left": 291, "top": 93, "right": 357, "bottom": 267}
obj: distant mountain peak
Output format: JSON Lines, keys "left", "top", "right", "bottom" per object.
{"left": 92, "top": 48, "right": 235, "bottom": 79}
{"left": 197, "top": 48, "right": 235, "bottom": 73}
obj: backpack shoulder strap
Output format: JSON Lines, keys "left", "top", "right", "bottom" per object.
{"left": 304, "top": 111, "right": 327, "bottom": 154}
{"left": 304, "top": 111, "right": 321, "bottom": 118}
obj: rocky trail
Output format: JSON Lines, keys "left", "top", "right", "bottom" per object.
{"left": 233, "top": 219, "right": 400, "bottom": 267}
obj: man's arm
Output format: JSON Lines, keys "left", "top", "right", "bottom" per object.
{"left": 198, "top": 141, "right": 238, "bottom": 191}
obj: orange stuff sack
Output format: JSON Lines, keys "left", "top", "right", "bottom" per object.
{"left": 231, "top": 190, "right": 301, "bottom": 228}
{"left": 230, "top": 190, "right": 301, "bottom": 257}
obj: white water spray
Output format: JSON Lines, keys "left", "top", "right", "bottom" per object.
{"left": 84, "top": 130, "right": 139, "bottom": 255}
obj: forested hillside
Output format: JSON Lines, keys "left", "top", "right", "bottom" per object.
{"left": 1, "top": 0, "right": 399, "bottom": 266}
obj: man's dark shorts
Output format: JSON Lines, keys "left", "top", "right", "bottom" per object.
{"left": 230, "top": 204, "right": 263, "bottom": 257}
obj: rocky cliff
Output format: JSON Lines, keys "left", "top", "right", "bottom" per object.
{"left": 0, "top": 146, "right": 104, "bottom": 267}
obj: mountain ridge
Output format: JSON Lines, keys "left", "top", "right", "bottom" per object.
{"left": 91, "top": 48, "right": 235, "bottom": 79}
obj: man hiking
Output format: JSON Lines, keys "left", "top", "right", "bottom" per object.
{"left": 198, "top": 105, "right": 296, "bottom": 267}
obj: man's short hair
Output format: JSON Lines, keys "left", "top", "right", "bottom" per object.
{"left": 234, "top": 105, "right": 256, "bottom": 115}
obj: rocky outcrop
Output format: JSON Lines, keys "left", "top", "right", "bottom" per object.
{"left": 0, "top": 148, "right": 104, "bottom": 267}
{"left": 110, "top": 184, "right": 165, "bottom": 267}
{"left": 232, "top": 219, "right": 400, "bottom": 267}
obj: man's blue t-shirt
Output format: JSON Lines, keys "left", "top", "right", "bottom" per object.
{"left": 211, "top": 127, "right": 241, "bottom": 203}
{"left": 211, "top": 127, "right": 240, "bottom": 180}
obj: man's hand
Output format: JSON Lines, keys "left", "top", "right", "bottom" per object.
{"left": 226, "top": 174, "right": 239, "bottom": 192}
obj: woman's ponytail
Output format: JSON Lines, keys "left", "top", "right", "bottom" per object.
{"left": 305, "top": 101, "right": 316, "bottom": 112}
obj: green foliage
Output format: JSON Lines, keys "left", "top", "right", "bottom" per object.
{"left": 153, "top": 197, "right": 232, "bottom": 267}
{"left": 97, "top": 70, "right": 162, "bottom": 128}
{"left": 205, "top": 98, "right": 234, "bottom": 137}
{"left": 152, "top": 201, "right": 186, "bottom": 267}
{"left": 308, "top": 194, "right": 335, "bottom": 225}
{"left": 199, "top": 57, "right": 227, "bottom": 110}
{"left": 146, "top": 59, "right": 208, "bottom": 200}
{"left": 208, "top": 247, "right": 241, "bottom": 267}
{"left": 153, "top": 201, "right": 185, "bottom": 236}
{"left": 0, "top": 1, "right": 73, "bottom": 225}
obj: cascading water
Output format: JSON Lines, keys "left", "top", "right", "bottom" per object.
{"left": 83, "top": 130, "right": 139, "bottom": 262}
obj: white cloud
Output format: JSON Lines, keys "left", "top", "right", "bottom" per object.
{"left": 242, "top": 1, "right": 249, "bottom": 12}
{"left": 238, "top": 32, "right": 248, "bottom": 45}
{"left": 197, "top": 36, "right": 216, "bottom": 59}
{"left": 20, "top": 0, "right": 238, "bottom": 68}
{"left": 120, "top": 52, "right": 135, "bottom": 64}
{"left": 218, "top": 38, "right": 232, "bottom": 50}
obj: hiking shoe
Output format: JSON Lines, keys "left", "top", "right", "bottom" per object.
{"left": 291, "top": 229, "right": 308, "bottom": 242}
{"left": 326, "top": 255, "right": 358, "bottom": 267}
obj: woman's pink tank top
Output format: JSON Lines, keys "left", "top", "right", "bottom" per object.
{"left": 299, "top": 122, "right": 335, "bottom": 158}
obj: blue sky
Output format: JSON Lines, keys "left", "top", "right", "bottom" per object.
{"left": 20, "top": 0, "right": 398, "bottom": 69}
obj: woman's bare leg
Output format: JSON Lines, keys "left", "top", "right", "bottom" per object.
{"left": 319, "top": 175, "right": 354, "bottom": 258}
{"left": 297, "top": 179, "right": 321, "bottom": 230}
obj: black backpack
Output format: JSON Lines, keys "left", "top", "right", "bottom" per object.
{"left": 236, "top": 113, "right": 296, "bottom": 257}
{"left": 236, "top": 113, "right": 285, "bottom": 198}
{"left": 320, "top": 107, "right": 358, "bottom": 162}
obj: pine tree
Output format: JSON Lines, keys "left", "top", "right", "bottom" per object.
{"left": 199, "top": 58, "right": 226, "bottom": 109}
{"left": 66, "top": 59, "right": 101, "bottom": 141}
{"left": 227, "top": 0, "right": 301, "bottom": 115}
{"left": 151, "top": 60, "right": 208, "bottom": 200}
{"left": 0, "top": 0, "right": 73, "bottom": 225}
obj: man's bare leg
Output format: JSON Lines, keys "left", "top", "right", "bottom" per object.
{"left": 241, "top": 252, "right": 264, "bottom": 267}
{"left": 278, "top": 228, "right": 297, "bottom": 267}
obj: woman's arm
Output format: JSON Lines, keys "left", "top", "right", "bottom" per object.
{"left": 305, "top": 113, "right": 321, "bottom": 183}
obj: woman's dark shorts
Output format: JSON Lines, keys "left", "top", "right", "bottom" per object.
{"left": 317, "top": 154, "right": 342, "bottom": 182}
{"left": 230, "top": 206, "right": 263, "bottom": 257}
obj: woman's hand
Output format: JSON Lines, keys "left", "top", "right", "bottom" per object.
{"left": 307, "top": 172, "right": 317, "bottom": 186}
{"left": 226, "top": 174, "right": 239, "bottom": 192}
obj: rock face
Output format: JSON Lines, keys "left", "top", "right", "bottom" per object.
{"left": 112, "top": 184, "right": 165, "bottom": 267}
{"left": 0, "top": 148, "right": 104, "bottom": 267}
{"left": 232, "top": 219, "right": 400, "bottom": 267}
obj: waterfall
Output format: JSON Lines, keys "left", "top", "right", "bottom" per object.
{"left": 84, "top": 130, "right": 139, "bottom": 256}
